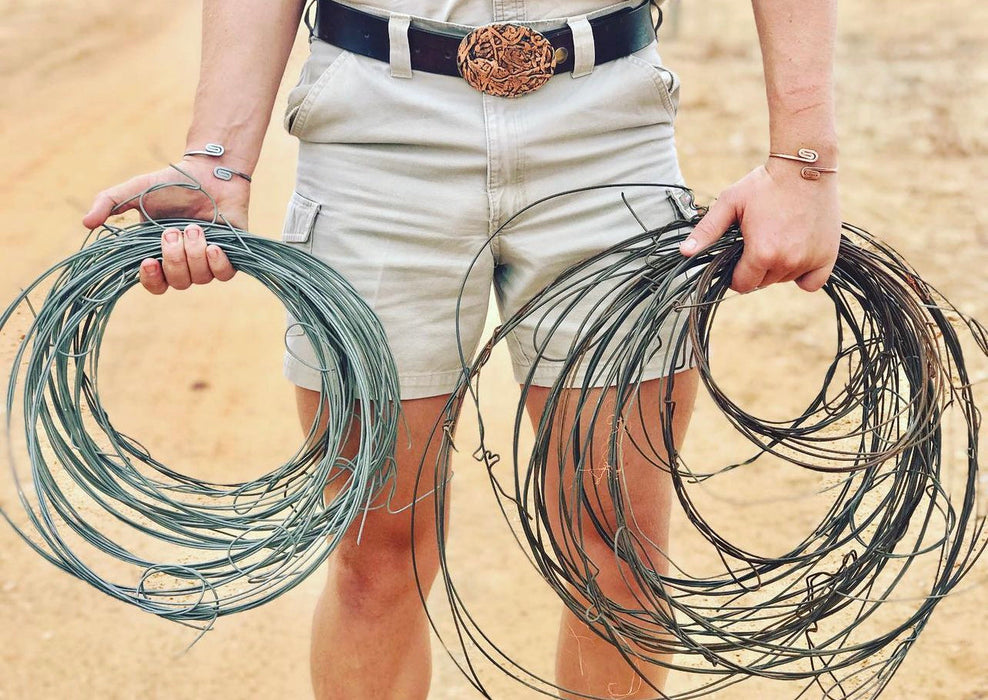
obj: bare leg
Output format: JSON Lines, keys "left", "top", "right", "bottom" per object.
{"left": 298, "top": 387, "right": 452, "bottom": 700}
{"left": 525, "top": 370, "right": 699, "bottom": 700}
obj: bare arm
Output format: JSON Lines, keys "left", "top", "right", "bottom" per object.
{"left": 756, "top": 0, "right": 837, "bottom": 167}
{"left": 186, "top": 0, "right": 307, "bottom": 176}
{"left": 84, "top": 0, "right": 305, "bottom": 229}
{"left": 84, "top": 0, "right": 306, "bottom": 293}
{"left": 681, "top": 0, "right": 841, "bottom": 293}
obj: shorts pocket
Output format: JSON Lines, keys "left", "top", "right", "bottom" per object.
{"left": 281, "top": 191, "right": 321, "bottom": 250}
{"left": 627, "top": 47, "right": 681, "bottom": 122}
{"left": 283, "top": 40, "right": 353, "bottom": 137}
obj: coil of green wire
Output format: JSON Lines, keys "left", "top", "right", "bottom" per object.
{"left": 0, "top": 208, "right": 400, "bottom": 628}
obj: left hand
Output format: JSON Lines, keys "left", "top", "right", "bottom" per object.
{"left": 679, "top": 159, "right": 841, "bottom": 293}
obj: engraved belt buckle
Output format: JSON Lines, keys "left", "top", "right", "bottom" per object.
{"left": 456, "top": 23, "right": 557, "bottom": 98}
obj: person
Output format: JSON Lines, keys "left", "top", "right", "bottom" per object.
{"left": 82, "top": 0, "right": 841, "bottom": 697}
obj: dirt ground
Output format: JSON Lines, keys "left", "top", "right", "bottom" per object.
{"left": 1, "top": 1, "right": 986, "bottom": 699}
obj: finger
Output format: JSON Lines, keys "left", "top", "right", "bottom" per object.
{"left": 83, "top": 174, "right": 150, "bottom": 229}
{"left": 795, "top": 265, "right": 833, "bottom": 293}
{"left": 206, "top": 245, "right": 237, "bottom": 282}
{"left": 160, "top": 228, "right": 193, "bottom": 290}
{"left": 777, "top": 268, "right": 804, "bottom": 284}
{"left": 680, "top": 193, "right": 738, "bottom": 256}
{"left": 139, "top": 259, "right": 168, "bottom": 295}
{"left": 182, "top": 225, "right": 214, "bottom": 285}
{"left": 757, "top": 266, "right": 793, "bottom": 289}
{"left": 731, "top": 255, "right": 768, "bottom": 294}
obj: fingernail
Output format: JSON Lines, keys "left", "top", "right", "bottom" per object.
{"left": 163, "top": 230, "right": 180, "bottom": 244}
{"left": 206, "top": 245, "right": 219, "bottom": 259}
{"left": 141, "top": 259, "right": 157, "bottom": 274}
{"left": 681, "top": 239, "right": 697, "bottom": 253}
{"left": 185, "top": 227, "right": 201, "bottom": 240}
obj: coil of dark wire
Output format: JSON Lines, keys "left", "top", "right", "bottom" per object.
{"left": 414, "top": 184, "right": 987, "bottom": 699}
{"left": 0, "top": 184, "right": 400, "bottom": 629}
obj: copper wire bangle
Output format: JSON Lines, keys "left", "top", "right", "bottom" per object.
{"left": 769, "top": 147, "right": 839, "bottom": 180}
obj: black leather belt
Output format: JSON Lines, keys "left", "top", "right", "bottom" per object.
{"left": 314, "top": 0, "right": 660, "bottom": 97}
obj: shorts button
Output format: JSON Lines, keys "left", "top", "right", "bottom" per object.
{"left": 554, "top": 47, "right": 569, "bottom": 63}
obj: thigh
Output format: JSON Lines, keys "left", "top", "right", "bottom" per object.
{"left": 523, "top": 371, "right": 699, "bottom": 574}
{"left": 295, "top": 387, "right": 455, "bottom": 547}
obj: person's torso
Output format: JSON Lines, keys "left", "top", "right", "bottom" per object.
{"left": 344, "top": 0, "right": 664, "bottom": 27}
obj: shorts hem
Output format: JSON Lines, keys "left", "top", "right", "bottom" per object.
{"left": 513, "top": 354, "right": 697, "bottom": 389}
{"left": 283, "top": 354, "right": 465, "bottom": 400}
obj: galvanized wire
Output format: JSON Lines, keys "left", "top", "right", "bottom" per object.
{"left": 0, "top": 195, "right": 400, "bottom": 630}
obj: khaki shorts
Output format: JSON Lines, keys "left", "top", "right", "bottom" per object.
{"left": 280, "top": 15, "right": 691, "bottom": 400}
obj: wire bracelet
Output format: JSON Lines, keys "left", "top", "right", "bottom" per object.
{"left": 768, "top": 147, "right": 838, "bottom": 181}
{"left": 182, "top": 143, "right": 253, "bottom": 183}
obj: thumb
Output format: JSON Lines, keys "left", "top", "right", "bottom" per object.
{"left": 82, "top": 173, "right": 152, "bottom": 230}
{"left": 680, "top": 193, "right": 738, "bottom": 257}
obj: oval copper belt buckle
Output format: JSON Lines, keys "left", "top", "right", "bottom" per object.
{"left": 456, "top": 23, "right": 557, "bottom": 98}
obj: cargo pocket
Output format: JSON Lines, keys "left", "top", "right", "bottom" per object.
{"left": 281, "top": 190, "right": 333, "bottom": 389}
{"left": 281, "top": 191, "right": 321, "bottom": 252}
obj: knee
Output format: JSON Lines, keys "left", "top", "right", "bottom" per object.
{"left": 329, "top": 533, "right": 440, "bottom": 618}
{"left": 575, "top": 528, "right": 669, "bottom": 601}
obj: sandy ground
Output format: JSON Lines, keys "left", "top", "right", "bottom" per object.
{"left": 0, "top": 1, "right": 986, "bottom": 699}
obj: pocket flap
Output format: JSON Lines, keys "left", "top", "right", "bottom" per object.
{"left": 282, "top": 191, "right": 321, "bottom": 243}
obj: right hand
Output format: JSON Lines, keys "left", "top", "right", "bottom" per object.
{"left": 83, "top": 157, "right": 249, "bottom": 294}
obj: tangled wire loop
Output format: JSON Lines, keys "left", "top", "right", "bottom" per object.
{"left": 0, "top": 217, "right": 400, "bottom": 628}
{"left": 1, "top": 180, "right": 984, "bottom": 699}
{"left": 419, "top": 185, "right": 987, "bottom": 699}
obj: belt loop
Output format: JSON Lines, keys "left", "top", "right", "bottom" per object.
{"left": 388, "top": 14, "right": 413, "bottom": 79}
{"left": 567, "top": 15, "right": 595, "bottom": 78}
{"left": 303, "top": 0, "right": 318, "bottom": 38}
